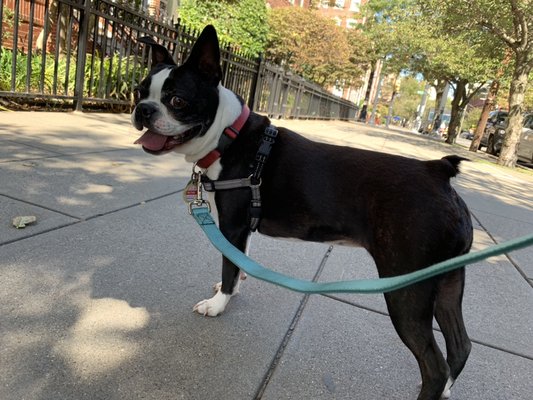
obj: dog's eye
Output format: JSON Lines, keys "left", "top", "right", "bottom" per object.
{"left": 170, "top": 96, "right": 187, "bottom": 109}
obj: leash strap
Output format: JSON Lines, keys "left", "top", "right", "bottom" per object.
{"left": 190, "top": 206, "right": 533, "bottom": 294}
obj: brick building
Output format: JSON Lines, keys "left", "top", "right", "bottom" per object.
{"left": 1, "top": 0, "right": 46, "bottom": 52}
{"left": 1, "top": 0, "right": 171, "bottom": 53}
{"left": 267, "top": 0, "right": 368, "bottom": 29}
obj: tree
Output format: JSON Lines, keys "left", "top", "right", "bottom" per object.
{"left": 433, "top": 0, "right": 533, "bottom": 167}
{"left": 390, "top": 76, "right": 427, "bottom": 122}
{"left": 266, "top": 7, "right": 357, "bottom": 87}
{"left": 178, "top": 0, "right": 268, "bottom": 56}
{"left": 470, "top": 79, "right": 501, "bottom": 151}
{"left": 362, "top": 0, "right": 504, "bottom": 143}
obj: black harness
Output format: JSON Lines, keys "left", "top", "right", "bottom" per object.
{"left": 201, "top": 125, "right": 278, "bottom": 231}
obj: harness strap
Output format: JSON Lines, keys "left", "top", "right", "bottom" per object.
{"left": 191, "top": 206, "right": 533, "bottom": 294}
{"left": 202, "top": 177, "right": 254, "bottom": 191}
{"left": 201, "top": 125, "right": 278, "bottom": 231}
{"left": 252, "top": 126, "right": 278, "bottom": 183}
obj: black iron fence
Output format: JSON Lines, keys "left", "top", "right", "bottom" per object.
{"left": 0, "top": 0, "right": 358, "bottom": 120}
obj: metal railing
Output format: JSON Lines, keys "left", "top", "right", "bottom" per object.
{"left": 0, "top": 0, "right": 358, "bottom": 120}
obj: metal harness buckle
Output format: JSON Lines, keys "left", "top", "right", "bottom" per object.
{"left": 187, "top": 166, "right": 211, "bottom": 215}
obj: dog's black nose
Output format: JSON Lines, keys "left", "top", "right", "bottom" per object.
{"left": 138, "top": 102, "right": 157, "bottom": 119}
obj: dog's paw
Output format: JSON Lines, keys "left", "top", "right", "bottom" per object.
{"left": 193, "top": 291, "right": 230, "bottom": 317}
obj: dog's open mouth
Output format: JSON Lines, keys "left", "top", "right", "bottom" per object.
{"left": 134, "top": 126, "right": 200, "bottom": 155}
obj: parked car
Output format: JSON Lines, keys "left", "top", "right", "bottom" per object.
{"left": 484, "top": 112, "right": 533, "bottom": 163}
{"left": 460, "top": 130, "right": 474, "bottom": 140}
{"left": 480, "top": 110, "right": 508, "bottom": 149}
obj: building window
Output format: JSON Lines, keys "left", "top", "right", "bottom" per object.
{"left": 346, "top": 18, "right": 357, "bottom": 29}
{"left": 321, "top": 0, "right": 345, "bottom": 8}
{"left": 350, "top": 0, "right": 361, "bottom": 12}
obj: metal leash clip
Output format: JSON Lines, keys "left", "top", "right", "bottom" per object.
{"left": 185, "top": 166, "right": 211, "bottom": 214}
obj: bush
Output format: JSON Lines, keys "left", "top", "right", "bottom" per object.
{"left": 0, "top": 48, "right": 139, "bottom": 101}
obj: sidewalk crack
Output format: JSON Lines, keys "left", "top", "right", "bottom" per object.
{"left": 471, "top": 211, "right": 533, "bottom": 289}
{"left": 253, "top": 245, "right": 333, "bottom": 400}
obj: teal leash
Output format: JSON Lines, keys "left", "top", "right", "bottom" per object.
{"left": 191, "top": 206, "right": 533, "bottom": 294}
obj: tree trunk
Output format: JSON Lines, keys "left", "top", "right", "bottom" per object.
{"left": 432, "top": 79, "right": 446, "bottom": 130}
{"left": 470, "top": 80, "right": 499, "bottom": 152}
{"left": 447, "top": 107, "right": 467, "bottom": 144}
{"left": 498, "top": 56, "right": 530, "bottom": 167}
{"left": 35, "top": 1, "right": 69, "bottom": 53}
{"left": 446, "top": 80, "right": 466, "bottom": 144}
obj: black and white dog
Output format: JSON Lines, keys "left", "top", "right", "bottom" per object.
{"left": 132, "top": 26, "right": 473, "bottom": 400}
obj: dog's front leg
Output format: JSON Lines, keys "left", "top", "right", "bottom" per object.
{"left": 193, "top": 221, "right": 249, "bottom": 317}
{"left": 193, "top": 256, "right": 243, "bottom": 317}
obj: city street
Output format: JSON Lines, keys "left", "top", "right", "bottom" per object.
{"left": 1, "top": 112, "right": 532, "bottom": 400}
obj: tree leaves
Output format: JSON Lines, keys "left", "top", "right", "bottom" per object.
{"left": 178, "top": 0, "right": 268, "bottom": 56}
{"left": 266, "top": 7, "right": 370, "bottom": 87}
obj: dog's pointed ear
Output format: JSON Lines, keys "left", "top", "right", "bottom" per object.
{"left": 185, "top": 25, "right": 222, "bottom": 84}
{"left": 138, "top": 36, "right": 176, "bottom": 69}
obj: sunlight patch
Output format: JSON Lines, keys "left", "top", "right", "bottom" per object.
{"left": 54, "top": 298, "right": 149, "bottom": 378}
{"left": 74, "top": 183, "right": 114, "bottom": 195}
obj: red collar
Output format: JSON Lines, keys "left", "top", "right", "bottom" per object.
{"left": 197, "top": 104, "right": 250, "bottom": 169}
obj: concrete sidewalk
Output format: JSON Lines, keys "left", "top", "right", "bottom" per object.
{"left": 0, "top": 111, "right": 532, "bottom": 400}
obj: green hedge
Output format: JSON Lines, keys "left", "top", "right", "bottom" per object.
{"left": 0, "top": 48, "right": 141, "bottom": 102}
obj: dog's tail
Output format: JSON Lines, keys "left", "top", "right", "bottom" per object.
{"left": 427, "top": 155, "right": 469, "bottom": 178}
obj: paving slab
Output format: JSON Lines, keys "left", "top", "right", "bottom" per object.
{"left": 461, "top": 229, "right": 533, "bottom": 358}
{"left": 0, "top": 137, "right": 62, "bottom": 162}
{"left": 280, "top": 120, "right": 481, "bottom": 162}
{"left": 0, "top": 111, "right": 134, "bottom": 155}
{"left": 261, "top": 295, "right": 533, "bottom": 400}
{"left": 453, "top": 163, "right": 533, "bottom": 278}
{"left": 0, "top": 195, "right": 78, "bottom": 245}
{"left": 317, "top": 227, "right": 533, "bottom": 359}
{"left": 470, "top": 210, "right": 533, "bottom": 279}
{"left": 0, "top": 196, "right": 329, "bottom": 400}
{"left": 0, "top": 150, "right": 191, "bottom": 219}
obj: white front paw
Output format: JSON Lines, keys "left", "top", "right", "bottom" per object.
{"left": 193, "top": 291, "right": 230, "bottom": 317}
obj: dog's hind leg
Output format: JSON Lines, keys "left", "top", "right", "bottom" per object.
{"left": 384, "top": 281, "right": 450, "bottom": 400}
{"left": 434, "top": 268, "right": 471, "bottom": 398}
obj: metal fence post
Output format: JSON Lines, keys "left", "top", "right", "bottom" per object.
{"left": 279, "top": 75, "right": 289, "bottom": 119}
{"left": 73, "top": 0, "right": 90, "bottom": 111}
{"left": 248, "top": 54, "right": 263, "bottom": 111}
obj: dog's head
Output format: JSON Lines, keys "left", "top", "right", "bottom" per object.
{"left": 132, "top": 25, "right": 222, "bottom": 155}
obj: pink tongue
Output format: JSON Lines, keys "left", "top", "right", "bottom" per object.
{"left": 134, "top": 130, "right": 168, "bottom": 151}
